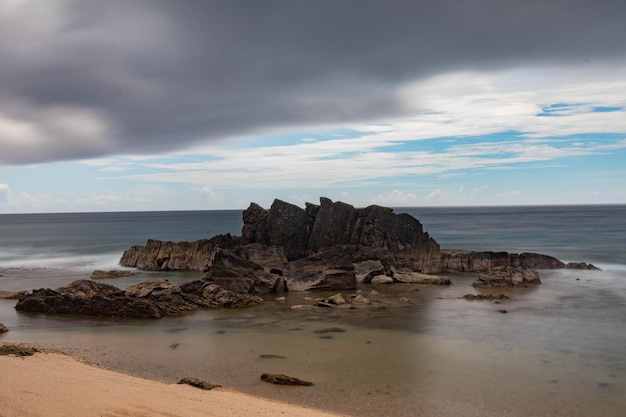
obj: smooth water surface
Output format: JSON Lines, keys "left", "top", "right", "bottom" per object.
{"left": 1, "top": 205, "right": 625, "bottom": 417}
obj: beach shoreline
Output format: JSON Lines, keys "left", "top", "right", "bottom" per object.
{"left": 0, "top": 342, "right": 347, "bottom": 417}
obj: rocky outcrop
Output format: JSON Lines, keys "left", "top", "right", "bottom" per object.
{"left": 437, "top": 250, "right": 571, "bottom": 272}
{"left": 242, "top": 197, "right": 440, "bottom": 264}
{"left": 120, "top": 234, "right": 243, "bottom": 271}
{"left": 15, "top": 279, "right": 262, "bottom": 319}
{"left": 473, "top": 266, "right": 541, "bottom": 287}
{"left": 119, "top": 197, "right": 598, "bottom": 293}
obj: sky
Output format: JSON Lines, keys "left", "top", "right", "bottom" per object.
{"left": 1, "top": 0, "right": 625, "bottom": 213}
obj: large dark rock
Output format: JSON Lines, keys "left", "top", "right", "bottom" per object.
{"left": 202, "top": 248, "right": 282, "bottom": 294}
{"left": 243, "top": 199, "right": 314, "bottom": 260}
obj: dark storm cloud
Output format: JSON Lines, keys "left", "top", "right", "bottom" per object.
{"left": 1, "top": 0, "right": 625, "bottom": 165}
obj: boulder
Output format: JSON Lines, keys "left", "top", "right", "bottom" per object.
{"left": 473, "top": 266, "right": 541, "bottom": 287}
{"left": 370, "top": 275, "right": 394, "bottom": 284}
{"left": 202, "top": 249, "right": 281, "bottom": 295}
{"left": 284, "top": 247, "right": 357, "bottom": 292}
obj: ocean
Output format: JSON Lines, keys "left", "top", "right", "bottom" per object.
{"left": 1, "top": 205, "right": 625, "bottom": 417}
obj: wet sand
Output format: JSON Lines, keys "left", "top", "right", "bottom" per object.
{"left": 0, "top": 345, "right": 346, "bottom": 417}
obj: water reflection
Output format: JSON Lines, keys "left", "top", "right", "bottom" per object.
{"left": 1, "top": 268, "right": 625, "bottom": 417}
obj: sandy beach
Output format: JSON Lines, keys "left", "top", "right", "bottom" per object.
{"left": 0, "top": 344, "right": 346, "bottom": 417}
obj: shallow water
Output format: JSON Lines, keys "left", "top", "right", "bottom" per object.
{"left": 1, "top": 269, "right": 625, "bottom": 417}
{"left": 1, "top": 205, "right": 625, "bottom": 416}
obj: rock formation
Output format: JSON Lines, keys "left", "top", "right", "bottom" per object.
{"left": 119, "top": 197, "right": 598, "bottom": 293}
{"left": 15, "top": 278, "right": 262, "bottom": 319}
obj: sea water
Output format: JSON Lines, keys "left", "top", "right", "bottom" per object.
{"left": 1, "top": 205, "right": 625, "bottom": 417}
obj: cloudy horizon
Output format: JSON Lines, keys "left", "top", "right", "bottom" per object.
{"left": 1, "top": 0, "right": 625, "bottom": 213}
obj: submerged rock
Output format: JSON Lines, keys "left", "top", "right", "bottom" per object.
{"left": 462, "top": 293, "right": 510, "bottom": 300}
{"left": 473, "top": 266, "right": 541, "bottom": 287}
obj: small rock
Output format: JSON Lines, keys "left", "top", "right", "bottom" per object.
{"left": 178, "top": 377, "right": 221, "bottom": 390}
{"left": 462, "top": 294, "right": 510, "bottom": 300}
{"left": 0, "top": 344, "right": 38, "bottom": 356}
{"left": 260, "top": 373, "right": 314, "bottom": 386}
{"left": 275, "top": 296, "right": 286, "bottom": 301}
{"left": 498, "top": 309, "right": 508, "bottom": 314}
{"left": 259, "top": 354, "right": 287, "bottom": 359}
{"left": 0, "top": 323, "right": 8, "bottom": 333}
{"left": 314, "top": 301, "right": 336, "bottom": 308}
{"left": 399, "top": 297, "right": 410, "bottom": 302}
{"left": 328, "top": 293, "right": 347, "bottom": 305}
{"left": 313, "top": 327, "right": 347, "bottom": 334}
{"left": 371, "top": 275, "right": 394, "bottom": 284}
{"left": 351, "top": 294, "right": 370, "bottom": 304}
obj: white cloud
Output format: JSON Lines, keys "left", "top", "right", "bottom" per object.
{"left": 371, "top": 190, "right": 419, "bottom": 206}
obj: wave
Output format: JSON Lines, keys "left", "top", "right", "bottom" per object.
{"left": 0, "top": 249, "right": 125, "bottom": 271}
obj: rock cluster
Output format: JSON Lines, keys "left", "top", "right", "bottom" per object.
{"left": 120, "top": 198, "right": 596, "bottom": 294}
{"left": 15, "top": 278, "right": 262, "bottom": 319}
{"left": 14, "top": 197, "right": 599, "bottom": 319}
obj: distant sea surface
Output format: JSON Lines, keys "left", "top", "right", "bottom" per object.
{"left": 1, "top": 205, "right": 625, "bottom": 417}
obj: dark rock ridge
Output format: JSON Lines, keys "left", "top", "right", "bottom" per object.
{"left": 119, "top": 197, "right": 598, "bottom": 293}
{"left": 15, "top": 278, "right": 262, "bottom": 319}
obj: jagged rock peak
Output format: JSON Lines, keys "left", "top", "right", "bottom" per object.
{"left": 241, "top": 197, "right": 440, "bottom": 262}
